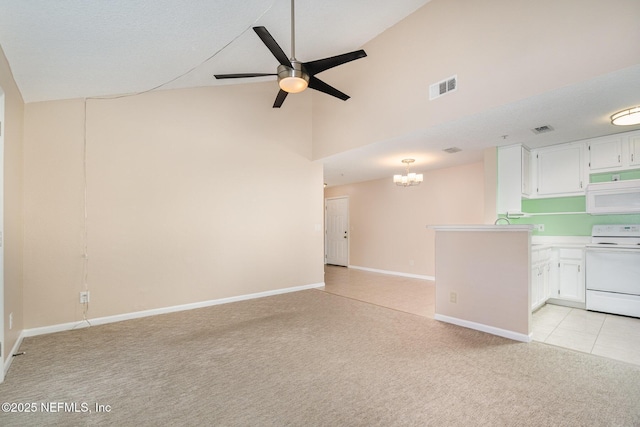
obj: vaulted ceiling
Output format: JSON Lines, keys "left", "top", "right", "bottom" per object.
{"left": 1, "top": 0, "right": 639, "bottom": 187}
{"left": 0, "top": 0, "right": 430, "bottom": 102}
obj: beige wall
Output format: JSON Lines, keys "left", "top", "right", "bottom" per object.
{"left": 23, "top": 83, "right": 324, "bottom": 328}
{"left": 312, "top": 0, "right": 640, "bottom": 159}
{"left": 434, "top": 228, "right": 531, "bottom": 338}
{"left": 324, "top": 161, "right": 484, "bottom": 277}
{"left": 0, "top": 45, "right": 25, "bottom": 362}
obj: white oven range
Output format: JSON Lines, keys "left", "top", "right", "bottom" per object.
{"left": 586, "top": 224, "right": 640, "bottom": 318}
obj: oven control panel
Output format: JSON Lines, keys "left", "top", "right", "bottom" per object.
{"left": 592, "top": 224, "right": 640, "bottom": 238}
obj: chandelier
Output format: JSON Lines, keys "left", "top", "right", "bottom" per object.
{"left": 393, "top": 159, "right": 423, "bottom": 187}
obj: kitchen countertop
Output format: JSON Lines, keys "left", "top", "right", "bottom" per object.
{"left": 429, "top": 225, "right": 534, "bottom": 232}
{"left": 532, "top": 236, "right": 591, "bottom": 247}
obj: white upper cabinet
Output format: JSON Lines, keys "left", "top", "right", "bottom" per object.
{"left": 587, "top": 130, "right": 640, "bottom": 172}
{"left": 522, "top": 147, "right": 532, "bottom": 196}
{"left": 499, "top": 130, "right": 640, "bottom": 203}
{"left": 533, "top": 142, "right": 586, "bottom": 197}
{"left": 588, "top": 135, "right": 623, "bottom": 171}
{"left": 630, "top": 134, "right": 640, "bottom": 167}
{"left": 497, "top": 144, "right": 530, "bottom": 214}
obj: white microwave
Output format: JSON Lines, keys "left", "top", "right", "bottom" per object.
{"left": 586, "top": 179, "right": 640, "bottom": 215}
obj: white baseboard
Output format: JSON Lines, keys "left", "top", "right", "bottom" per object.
{"left": 434, "top": 314, "right": 532, "bottom": 343}
{"left": 348, "top": 265, "right": 434, "bottom": 281}
{"left": 22, "top": 282, "right": 324, "bottom": 338}
{"left": 4, "top": 331, "right": 25, "bottom": 376}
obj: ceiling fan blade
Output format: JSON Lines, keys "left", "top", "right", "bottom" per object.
{"left": 303, "top": 50, "right": 367, "bottom": 75}
{"left": 253, "top": 26, "right": 292, "bottom": 68}
{"left": 214, "top": 73, "right": 276, "bottom": 79}
{"left": 308, "top": 76, "right": 350, "bottom": 101}
{"left": 273, "top": 89, "right": 289, "bottom": 108}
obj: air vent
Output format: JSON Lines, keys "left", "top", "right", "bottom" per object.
{"left": 443, "top": 147, "right": 462, "bottom": 154}
{"left": 429, "top": 75, "right": 458, "bottom": 100}
{"left": 531, "top": 125, "right": 554, "bottom": 134}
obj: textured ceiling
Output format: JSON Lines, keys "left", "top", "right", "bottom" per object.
{"left": 320, "top": 65, "right": 640, "bottom": 186}
{"left": 1, "top": 0, "right": 639, "bottom": 187}
{"left": 0, "top": 0, "right": 430, "bottom": 102}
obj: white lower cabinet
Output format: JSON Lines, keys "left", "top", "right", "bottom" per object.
{"left": 556, "top": 248, "right": 585, "bottom": 303}
{"left": 531, "top": 247, "right": 551, "bottom": 311}
{"left": 531, "top": 246, "right": 585, "bottom": 311}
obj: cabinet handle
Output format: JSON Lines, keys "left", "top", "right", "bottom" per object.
{"left": 618, "top": 155, "right": 621, "bottom": 163}
{"left": 578, "top": 265, "right": 581, "bottom": 272}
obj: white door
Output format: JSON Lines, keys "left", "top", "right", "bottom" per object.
{"left": 325, "top": 197, "right": 348, "bottom": 266}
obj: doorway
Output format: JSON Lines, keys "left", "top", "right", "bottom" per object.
{"left": 324, "top": 197, "right": 348, "bottom": 266}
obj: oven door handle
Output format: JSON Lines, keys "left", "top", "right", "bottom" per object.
{"left": 586, "top": 247, "right": 640, "bottom": 254}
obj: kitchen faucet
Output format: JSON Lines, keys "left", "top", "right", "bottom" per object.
{"left": 494, "top": 217, "right": 511, "bottom": 225}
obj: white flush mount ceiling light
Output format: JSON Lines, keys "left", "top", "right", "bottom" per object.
{"left": 393, "top": 159, "right": 423, "bottom": 187}
{"left": 611, "top": 106, "right": 640, "bottom": 126}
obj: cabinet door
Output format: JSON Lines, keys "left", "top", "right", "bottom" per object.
{"left": 558, "top": 259, "right": 585, "bottom": 302}
{"left": 531, "top": 266, "right": 538, "bottom": 310}
{"left": 497, "top": 145, "right": 524, "bottom": 214}
{"left": 542, "top": 262, "right": 550, "bottom": 302}
{"left": 536, "top": 144, "right": 585, "bottom": 196}
{"left": 531, "top": 254, "right": 551, "bottom": 311}
{"left": 531, "top": 264, "right": 541, "bottom": 310}
{"left": 630, "top": 136, "right": 640, "bottom": 166}
{"left": 588, "top": 137, "right": 622, "bottom": 171}
{"left": 521, "top": 147, "right": 531, "bottom": 196}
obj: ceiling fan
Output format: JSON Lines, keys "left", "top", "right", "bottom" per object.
{"left": 214, "top": 0, "right": 367, "bottom": 108}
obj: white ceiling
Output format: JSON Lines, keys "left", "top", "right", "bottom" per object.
{"left": 0, "top": 0, "right": 430, "bottom": 102}
{"left": 1, "top": 0, "right": 639, "bottom": 187}
{"left": 322, "top": 65, "right": 640, "bottom": 186}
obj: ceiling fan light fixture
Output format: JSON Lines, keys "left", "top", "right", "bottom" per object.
{"left": 611, "top": 106, "right": 640, "bottom": 126}
{"left": 277, "top": 63, "right": 309, "bottom": 93}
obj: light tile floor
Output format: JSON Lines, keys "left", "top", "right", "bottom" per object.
{"left": 322, "top": 265, "right": 435, "bottom": 318}
{"left": 532, "top": 304, "right": 640, "bottom": 366}
{"left": 323, "top": 265, "right": 640, "bottom": 367}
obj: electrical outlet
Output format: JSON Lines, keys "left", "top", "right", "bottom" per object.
{"left": 80, "top": 291, "right": 90, "bottom": 304}
{"left": 612, "top": 174, "right": 620, "bottom": 181}
{"left": 9, "top": 312, "right": 13, "bottom": 330}
{"left": 534, "top": 224, "right": 545, "bottom": 232}
{"left": 450, "top": 292, "right": 457, "bottom": 303}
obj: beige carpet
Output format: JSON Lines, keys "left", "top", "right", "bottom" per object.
{"left": 2, "top": 290, "right": 640, "bottom": 426}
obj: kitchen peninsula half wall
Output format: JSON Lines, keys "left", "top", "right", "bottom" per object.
{"left": 431, "top": 225, "right": 533, "bottom": 342}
